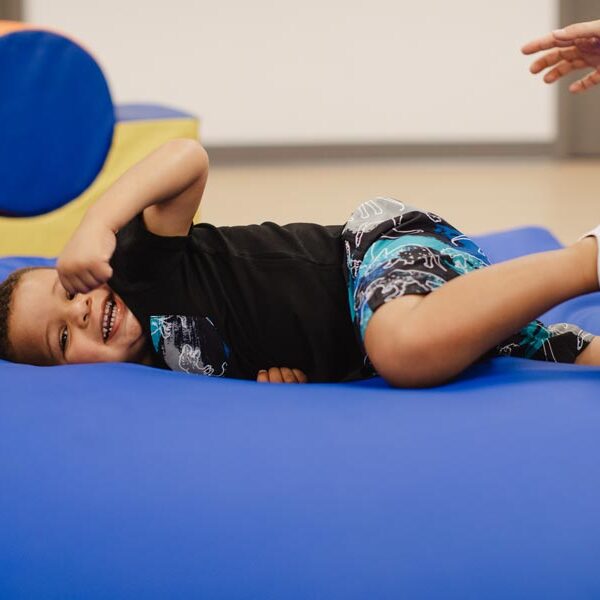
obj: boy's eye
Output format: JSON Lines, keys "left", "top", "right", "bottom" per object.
{"left": 66, "top": 290, "right": 74, "bottom": 300}
{"left": 60, "top": 327, "right": 68, "bottom": 354}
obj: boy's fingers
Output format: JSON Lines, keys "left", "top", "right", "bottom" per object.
{"left": 63, "top": 274, "right": 87, "bottom": 294}
{"left": 73, "top": 275, "right": 93, "bottom": 294}
{"left": 256, "top": 369, "right": 268, "bottom": 383}
{"left": 77, "top": 271, "right": 102, "bottom": 292}
{"left": 554, "top": 20, "right": 600, "bottom": 41}
{"left": 67, "top": 272, "right": 102, "bottom": 294}
{"left": 90, "top": 262, "right": 113, "bottom": 285}
{"left": 268, "top": 367, "right": 285, "bottom": 383}
{"left": 256, "top": 367, "right": 308, "bottom": 383}
{"left": 292, "top": 368, "right": 308, "bottom": 383}
{"left": 280, "top": 367, "right": 298, "bottom": 383}
{"left": 58, "top": 273, "right": 75, "bottom": 296}
{"left": 59, "top": 273, "right": 86, "bottom": 296}
{"left": 58, "top": 269, "right": 105, "bottom": 296}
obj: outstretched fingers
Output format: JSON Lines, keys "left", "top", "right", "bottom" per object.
{"left": 542, "top": 58, "right": 589, "bottom": 83}
{"left": 528, "top": 47, "right": 581, "bottom": 73}
{"left": 570, "top": 69, "right": 600, "bottom": 93}
{"left": 524, "top": 21, "right": 600, "bottom": 55}
{"left": 553, "top": 20, "right": 600, "bottom": 42}
{"left": 521, "top": 33, "right": 573, "bottom": 55}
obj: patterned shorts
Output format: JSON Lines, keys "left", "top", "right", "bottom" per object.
{"left": 341, "top": 197, "right": 595, "bottom": 376}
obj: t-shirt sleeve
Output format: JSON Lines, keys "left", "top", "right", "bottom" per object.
{"left": 109, "top": 211, "right": 193, "bottom": 289}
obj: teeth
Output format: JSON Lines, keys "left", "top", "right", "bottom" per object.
{"left": 102, "top": 299, "right": 117, "bottom": 341}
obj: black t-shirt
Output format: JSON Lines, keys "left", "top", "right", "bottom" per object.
{"left": 108, "top": 212, "right": 370, "bottom": 382}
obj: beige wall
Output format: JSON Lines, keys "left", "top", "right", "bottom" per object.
{"left": 25, "top": 0, "right": 557, "bottom": 147}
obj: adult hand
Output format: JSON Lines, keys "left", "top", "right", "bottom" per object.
{"left": 522, "top": 19, "right": 600, "bottom": 93}
{"left": 256, "top": 367, "right": 308, "bottom": 383}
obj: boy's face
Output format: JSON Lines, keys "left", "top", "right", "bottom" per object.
{"left": 8, "top": 268, "right": 152, "bottom": 366}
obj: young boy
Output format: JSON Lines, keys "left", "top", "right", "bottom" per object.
{"left": 1, "top": 135, "right": 599, "bottom": 387}
{"left": 2, "top": 21, "right": 600, "bottom": 386}
{"left": 0, "top": 139, "right": 366, "bottom": 383}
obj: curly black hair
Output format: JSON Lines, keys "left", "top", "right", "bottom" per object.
{"left": 0, "top": 266, "right": 47, "bottom": 363}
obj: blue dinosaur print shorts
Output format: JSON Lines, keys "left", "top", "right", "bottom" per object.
{"left": 341, "top": 197, "right": 595, "bottom": 371}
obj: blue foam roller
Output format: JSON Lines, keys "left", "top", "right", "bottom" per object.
{"left": 0, "top": 30, "right": 114, "bottom": 216}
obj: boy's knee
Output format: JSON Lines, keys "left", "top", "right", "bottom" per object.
{"left": 366, "top": 324, "right": 446, "bottom": 388}
{"left": 364, "top": 295, "right": 456, "bottom": 388}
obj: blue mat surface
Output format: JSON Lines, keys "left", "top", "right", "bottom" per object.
{"left": 1, "top": 226, "right": 600, "bottom": 599}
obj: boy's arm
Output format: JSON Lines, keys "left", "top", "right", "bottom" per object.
{"left": 57, "top": 138, "right": 208, "bottom": 295}
{"left": 86, "top": 137, "right": 209, "bottom": 237}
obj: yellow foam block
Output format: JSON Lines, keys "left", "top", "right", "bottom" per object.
{"left": 0, "top": 117, "right": 200, "bottom": 257}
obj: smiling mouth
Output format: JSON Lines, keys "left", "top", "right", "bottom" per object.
{"left": 101, "top": 293, "right": 118, "bottom": 342}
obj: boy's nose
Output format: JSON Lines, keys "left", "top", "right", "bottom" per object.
{"left": 70, "top": 294, "right": 92, "bottom": 329}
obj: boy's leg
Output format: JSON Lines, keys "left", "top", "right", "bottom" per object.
{"left": 364, "top": 237, "right": 599, "bottom": 388}
{"left": 575, "top": 337, "right": 600, "bottom": 365}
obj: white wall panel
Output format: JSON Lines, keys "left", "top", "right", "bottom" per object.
{"left": 25, "top": 0, "right": 557, "bottom": 145}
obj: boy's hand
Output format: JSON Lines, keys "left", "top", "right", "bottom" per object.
{"left": 522, "top": 20, "right": 600, "bottom": 93}
{"left": 256, "top": 367, "right": 308, "bottom": 383}
{"left": 56, "top": 217, "right": 116, "bottom": 295}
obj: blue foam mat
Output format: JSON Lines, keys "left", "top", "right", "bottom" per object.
{"left": 1, "top": 225, "right": 599, "bottom": 598}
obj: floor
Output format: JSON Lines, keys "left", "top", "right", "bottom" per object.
{"left": 200, "top": 157, "right": 600, "bottom": 246}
